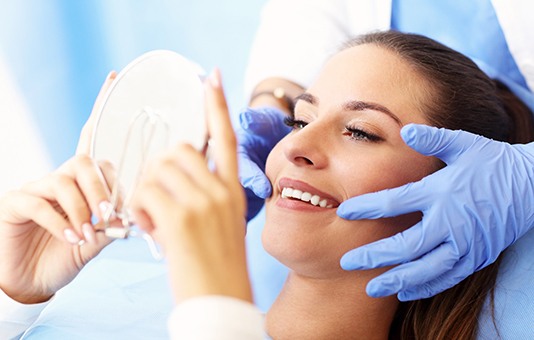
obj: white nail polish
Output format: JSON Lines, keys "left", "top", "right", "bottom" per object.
{"left": 82, "top": 223, "right": 96, "bottom": 244}
{"left": 64, "top": 228, "right": 81, "bottom": 244}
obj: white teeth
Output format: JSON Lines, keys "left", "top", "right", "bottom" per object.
{"left": 301, "top": 192, "right": 311, "bottom": 202}
{"left": 281, "top": 187, "right": 334, "bottom": 209}
{"left": 283, "top": 188, "right": 293, "bottom": 198}
{"left": 291, "top": 189, "right": 303, "bottom": 199}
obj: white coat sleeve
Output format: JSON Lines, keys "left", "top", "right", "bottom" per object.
{"left": 244, "top": 0, "right": 392, "bottom": 97}
{"left": 0, "top": 288, "right": 50, "bottom": 339}
{"left": 244, "top": 0, "right": 353, "bottom": 96}
{"left": 167, "top": 296, "right": 265, "bottom": 340}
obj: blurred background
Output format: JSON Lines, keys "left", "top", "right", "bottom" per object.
{"left": 0, "top": 1, "right": 286, "bottom": 320}
{"left": 0, "top": 0, "right": 268, "bottom": 192}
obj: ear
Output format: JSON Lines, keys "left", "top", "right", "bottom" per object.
{"left": 76, "top": 71, "right": 117, "bottom": 155}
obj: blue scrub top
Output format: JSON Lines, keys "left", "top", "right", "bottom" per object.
{"left": 391, "top": 0, "right": 534, "bottom": 110}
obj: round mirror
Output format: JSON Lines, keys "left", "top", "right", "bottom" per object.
{"left": 90, "top": 50, "right": 206, "bottom": 218}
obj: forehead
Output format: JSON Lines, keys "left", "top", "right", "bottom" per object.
{"left": 308, "top": 44, "right": 432, "bottom": 125}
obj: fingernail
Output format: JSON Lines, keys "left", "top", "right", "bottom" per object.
{"left": 82, "top": 223, "right": 96, "bottom": 244}
{"left": 209, "top": 69, "right": 220, "bottom": 88}
{"left": 107, "top": 70, "right": 117, "bottom": 80}
{"left": 400, "top": 124, "right": 418, "bottom": 144}
{"left": 99, "top": 201, "right": 114, "bottom": 219}
{"left": 64, "top": 228, "right": 81, "bottom": 245}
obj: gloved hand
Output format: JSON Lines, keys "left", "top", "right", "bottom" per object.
{"left": 337, "top": 123, "right": 534, "bottom": 301}
{"left": 237, "top": 107, "right": 291, "bottom": 221}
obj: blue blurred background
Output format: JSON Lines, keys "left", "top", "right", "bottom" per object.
{"left": 0, "top": 4, "right": 287, "bottom": 331}
{"left": 0, "top": 0, "right": 267, "bottom": 171}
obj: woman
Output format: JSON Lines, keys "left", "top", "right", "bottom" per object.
{"left": 1, "top": 31, "right": 532, "bottom": 338}
{"left": 132, "top": 31, "right": 534, "bottom": 339}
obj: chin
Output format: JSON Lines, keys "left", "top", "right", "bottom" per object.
{"left": 263, "top": 202, "right": 424, "bottom": 278}
{"left": 262, "top": 204, "right": 362, "bottom": 278}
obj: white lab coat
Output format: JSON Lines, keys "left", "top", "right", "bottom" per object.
{"left": 244, "top": 0, "right": 534, "bottom": 95}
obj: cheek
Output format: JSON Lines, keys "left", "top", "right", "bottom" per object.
{"left": 265, "top": 141, "right": 285, "bottom": 184}
{"left": 337, "top": 147, "right": 436, "bottom": 197}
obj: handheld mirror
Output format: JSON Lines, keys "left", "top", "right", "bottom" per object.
{"left": 90, "top": 50, "right": 206, "bottom": 257}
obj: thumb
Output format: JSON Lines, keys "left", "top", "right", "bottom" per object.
{"left": 239, "top": 154, "right": 272, "bottom": 199}
{"left": 239, "top": 107, "right": 290, "bottom": 137}
{"left": 401, "top": 124, "right": 481, "bottom": 164}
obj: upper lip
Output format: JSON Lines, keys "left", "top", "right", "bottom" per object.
{"left": 278, "top": 177, "right": 341, "bottom": 207}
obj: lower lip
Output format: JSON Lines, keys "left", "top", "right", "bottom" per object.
{"left": 275, "top": 197, "right": 334, "bottom": 212}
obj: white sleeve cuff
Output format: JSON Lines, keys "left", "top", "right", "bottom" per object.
{"left": 0, "top": 288, "right": 50, "bottom": 339}
{"left": 168, "top": 295, "right": 265, "bottom": 340}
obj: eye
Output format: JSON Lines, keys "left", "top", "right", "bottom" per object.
{"left": 343, "top": 126, "right": 382, "bottom": 142}
{"left": 284, "top": 116, "right": 308, "bottom": 130}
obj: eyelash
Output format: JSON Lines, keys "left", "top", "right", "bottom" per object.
{"left": 284, "top": 116, "right": 382, "bottom": 142}
{"left": 284, "top": 116, "right": 308, "bottom": 129}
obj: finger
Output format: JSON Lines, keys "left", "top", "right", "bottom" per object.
{"left": 131, "top": 181, "right": 180, "bottom": 246}
{"left": 77, "top": 71, "right": 117, "bottom": 155}
{"left": 238, "top": 154, "right": 272, "bottom": 199}
{"left": 22, "top": 173, "right": 91, "bottom": 238}
{"left": 8, "top": 191, "right": 79, "bottom": 244}
{"left": 337, "top": 180, "right": 428, "bottom": 220}
{"left": 98, "top": 161, "right": 125, "bottom": 212}
{"left": 340, "top": 220, "right": 448, "bottom": 270}
{"left": 363, "top": 242, "right": 459, "bottom": 298}
{"left": 239, "top": 107, "right": 290, "bottom": 136}
{"left": 205, "top": 69, "right": 239, "bottom": 185}
{"left": 145, "top": 152, "right": 210, "bottom": 205}
{"left": 396, "top": 256, "right": 475, "bottom": 301}
{"left": 167, "top": 144, "right": 223, "bottom": 195}
{"left": 400, "top": 124, "right": 483, "bottom": 165}
{"left": 64, "top": 155, "right": 112, "bottom": 220}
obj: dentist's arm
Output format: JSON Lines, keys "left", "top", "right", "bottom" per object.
{"left": 337, "top": 124, "right": 534, "bottom": 301}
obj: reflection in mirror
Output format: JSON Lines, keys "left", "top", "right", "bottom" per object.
{"left": 90, "top": 50, "right": 206, "bottom": 256}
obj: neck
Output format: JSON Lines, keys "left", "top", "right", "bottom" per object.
{"left": 266, "top": 271, "right": 398, "bottom": 340}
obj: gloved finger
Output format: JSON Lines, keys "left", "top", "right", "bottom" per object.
{"left": 238, "top": 154, "right": 272, "bottom": 199}
{"left": 337, "top": 180, "right": 428, "bottom": 220}
{"left": 396, "top": 256, "right": 474, "bottom": 301}
{"left": 401, "top": 124, "right": 481, "bottom": 165}
{"left": 239, "top": 108, "right": 290, "bottom": 136}
{"left": 363, "top": 242, "right": 459, "bottom": 298}
{"left": 245, "top": 188, "right": 266, "bottom": 222}
{"left": 340, "top": 220, "right": 446, "bottom": 270}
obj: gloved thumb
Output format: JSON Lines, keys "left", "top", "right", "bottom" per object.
{"left": 239, "top": 153, "right": 272, "bottom": 199}
{"left": 401, "top": 124, "right": 481, "bottom": 165}
{"left": 239, "top": 107, "right": 290, "bottom": 137}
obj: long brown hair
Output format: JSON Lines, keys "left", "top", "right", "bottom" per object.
{"left": 344, "top": 31, "right": 534, "bottom": 339}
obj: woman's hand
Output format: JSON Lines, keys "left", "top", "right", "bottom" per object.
{"left": 132, "top": 70, "right": 252, "bottom": 303}
{"left": 0, "top": 72, "right": 117, "bottom": 304}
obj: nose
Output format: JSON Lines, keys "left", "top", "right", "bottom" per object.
{"left": 283, "top": 123, "right": 328, "bottom": 168}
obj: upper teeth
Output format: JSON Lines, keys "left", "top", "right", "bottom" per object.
{"left": 281, "top": 187, "right": 333, "bottom": 208}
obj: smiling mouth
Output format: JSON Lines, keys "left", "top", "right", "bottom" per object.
{"left": 280, "top": 187, "right": 336, "bottom": 209}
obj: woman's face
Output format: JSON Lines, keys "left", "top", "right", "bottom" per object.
{"left": 263, "top": 44, "right": 440, "bottom": 278}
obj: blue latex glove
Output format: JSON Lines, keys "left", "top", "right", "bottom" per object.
{"left": 338, "top": 123, "right": 534, "bottom": 301}
{"left": 237, "top": 107, "right": 291, "bottom": 221}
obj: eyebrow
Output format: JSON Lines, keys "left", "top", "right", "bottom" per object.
{"left": 294, "top": 93, "right": 402, "bottom": 126}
